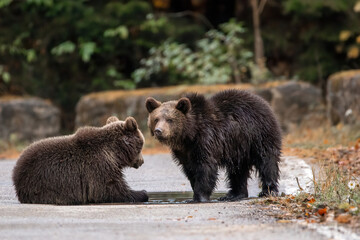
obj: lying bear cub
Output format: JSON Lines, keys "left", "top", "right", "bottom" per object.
{"left": 12, "top": 116, "right": 148, "bottom": 205}
{"left": 146, "top": 89, "right": 282, "bottom": 202}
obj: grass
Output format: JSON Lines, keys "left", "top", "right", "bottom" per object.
{"left": 272, "top": 121, "right": 360, "bottom": 226}
{"left": 311, "top": 162, "right": 360, "bottom": 212}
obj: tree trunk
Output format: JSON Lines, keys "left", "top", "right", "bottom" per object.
{"left": 250, "top": 0, "right": 265, "bottom": 69}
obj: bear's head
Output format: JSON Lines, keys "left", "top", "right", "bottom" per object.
{"left": 145, "top": 97, "right": 191, "bottom": 147}
{"left": 105, "top": 116, "right": 145, "bottom": 169}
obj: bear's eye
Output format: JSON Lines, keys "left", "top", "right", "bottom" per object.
{"left": 166, "top": 119, "right": 173, "bottom": 123}
{"left": 154, "top": 118, "right": 159, "bottom": 124}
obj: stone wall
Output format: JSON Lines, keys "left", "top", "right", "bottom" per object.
{"left": 75, "top": 84, "right": 254, "bottom": 131}
{"left": 2, "top": 72, "right": 358, "bottom": 144}
{"left": 75, "top": 81, "right": 326, "bottom": 134}
{"left": 264, "top": 82, "right": 325, "bottom": 131}
{"left": 0, "top": 96, "right": 60, "bottom": 142}
{"left": 327, "top": 70, "right": 360, "bottom": 125}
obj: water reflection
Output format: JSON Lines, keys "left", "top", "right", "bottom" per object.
{"left": 146, "top": 191, "right": 227, "bottom": 204}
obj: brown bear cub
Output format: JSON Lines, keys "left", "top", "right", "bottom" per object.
{"left": 12, "top": 116, "right": 148, "bottom": 205}
{"left": 146, "top": 89, "right": 282, "bottom": 202}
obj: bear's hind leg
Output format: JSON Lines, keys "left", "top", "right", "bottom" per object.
{"left": 219, "top": 166, "right": 250, "bottom": 201}
{"left": 105, "top": 180, "right": 149, "bottom": 203}
{"left": 256, "top": 154, "right": 280, "bottom": 197}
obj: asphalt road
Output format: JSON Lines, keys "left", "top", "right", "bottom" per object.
{"left": 0, "top": 154, "right": 358, "bottom": 240}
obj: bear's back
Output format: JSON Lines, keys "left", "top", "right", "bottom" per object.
{"left": 15, "top": 135, "right": 76, "bottom": 171}
{"left": 211, "top": 89, "right": 272, "bottom": 117}
{"left": 185, "top": 89, "right": 281, "bottom": 153}
{"left": 12, "top": 135, "right": 84, "bottom": 203}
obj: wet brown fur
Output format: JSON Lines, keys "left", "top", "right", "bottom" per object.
{"left": 12, "top": 116, "right": 148, "bottom": 205}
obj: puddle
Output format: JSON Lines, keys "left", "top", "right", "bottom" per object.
{"left": 146, "top": 191, "right": 227, "bottom": 204}
{"left": 97, "top": 192, "right": 257, "bottom": 205}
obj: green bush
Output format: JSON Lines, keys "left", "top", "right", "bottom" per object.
{"left": 133, "top": 20, "right": 254, "bottom": 86}
{"left": 270, "top": 0, "right": 359, "bottom": 83}
{"left": 0, "top": 0, "right": 205, "bottom": 130}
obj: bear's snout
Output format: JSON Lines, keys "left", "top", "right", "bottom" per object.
{"left": 133, "top": 154, "right": 144, "bottom": 169}
{"left": 154, "top": 128, "right": 162, "bottom": 137}
{"left": 154, "top": 127, "right": 169, "bottom": 141}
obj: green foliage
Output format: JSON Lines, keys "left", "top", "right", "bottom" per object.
{"left": 0, "top": 1, "right": 158, "bottom": 96}
{"left": 0, "top": 0, "right": 11, "bottom": 8}
{"left": 133, "top": 42, "right": 193, "bottom": 85}
{"left": 79, "top": 42, "right": 96, "bottom": 63}
{"left": 106, "top": 66, "right": 135, "bottom": 90}
{"left": 0, "top": 43, "right": 37, "bottom": 63}
{"left": 0, "top": 0, "right": 206, "bottom": 93}
{"left": 27, "top": 0, "right": 53, "bottom": 7}
{"left": 284, "top": 0, "right": 352, "bottom": 17}
{"left": 133, "top": 20, "right": 253, "bottom": 86}
{"left": 104, "top": 26, "right": 129, "bottom": 39}
{"left": 0, "top": 0, "right": 206, "bottom": 130}
{"left": 140, "top": 14, "right": 168, "bottom": 34}
{"left": 0, "top": 65, "right": 10, "bottom": 83}
{"left": 51, "top": 41, "right": 76, "bottom": 56}
{"left": 2, "top": 0, "right": 359, "bottom": 131}
{"left": 274, "top": 0, "right": 360, "bottom": 82}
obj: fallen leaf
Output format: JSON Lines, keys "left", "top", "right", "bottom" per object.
{"left": 335, "top": 213, "right": 352, "bottom": 224}
{"left": 307, "top": 197, "right": 316, "bottom": 204}
{"left": 208, "top": 218, "right": 217, "bottom": 221}
{"left": 317, "top": 208, "right": 327, "bottom": 216}
{"left": 187, "top": 216, "right": 193, "bottom": 218}
{"left": 355, "top": 139, "right": 360, "bottom": 150}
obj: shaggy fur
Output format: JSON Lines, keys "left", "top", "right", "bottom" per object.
{"left": 146, "top": 89, "right": 282, "bottom": 202}
{"left": 12, "top": 116, "right": 148, "bottom": 205}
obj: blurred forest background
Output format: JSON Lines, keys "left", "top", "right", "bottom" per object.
{"left": 1, "top": 0, "right": 360, "bottom": 224}
{"left": 0, "top": 0, "right": 360, "bottom": 131}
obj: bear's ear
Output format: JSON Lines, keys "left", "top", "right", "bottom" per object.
{"left": 145, "top": 97, "right": 161, "bottom": 113}
{"left": 124, "top": 117, "right": 138, "bottom": 132}
{"left": 176, "top": 98, "right": 191, "bottom": 114}
{"left": 106, "top": 116, "right": 119, "bottom": 124}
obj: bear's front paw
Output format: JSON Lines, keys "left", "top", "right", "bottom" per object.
{"left": 140, "top": 190, "right": 149, "bottom": 202}
{"left": 183, "top": 199, "right": 209, "bottom": 204}
{"left": 183, "top": 194, "right": 210, "bottom": 203}
{"left": 218, "top": 193, "right": 248, "bottom": 202}
{"left": 132, "top": 190, "right": 148, "bottom": 202}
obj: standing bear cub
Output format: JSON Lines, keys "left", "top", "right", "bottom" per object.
{"left": 12, "top": 116, "right": 148, "bottom": 205}
{"left": 146, "top": 89, "right": 282, "bottom": 202}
